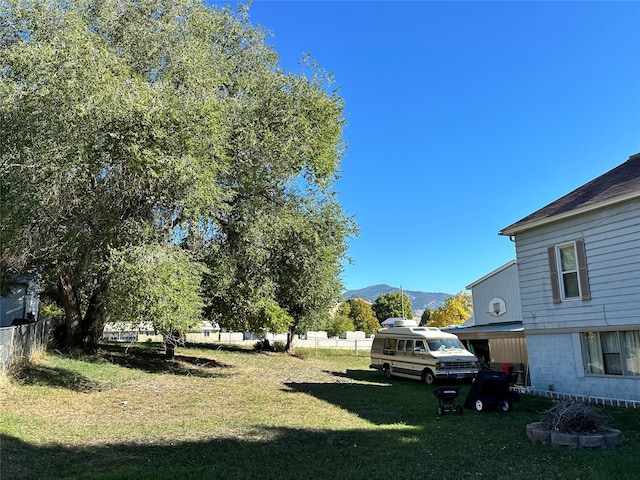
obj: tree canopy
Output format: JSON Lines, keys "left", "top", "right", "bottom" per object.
{"left": 1, "top": 0, "right": 355, "bottom": 353}
{"left": 106, "top": 244, "right": 208, "bottom": 358}
{"left": 345, "top": 298, "right": 380, "bottom": 334}
{"left": 371, "top": 292, "right": 414, "bottom": 323}
{"left": 427, "top": 291, "right": 473, "bottom": 328}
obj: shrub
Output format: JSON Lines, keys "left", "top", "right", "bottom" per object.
{"left": 253, "top": 339, "right": 287, "bottom": 353}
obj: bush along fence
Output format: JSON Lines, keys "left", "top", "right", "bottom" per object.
{"left": 0, "top": 320, "right": 50, "bottom": 374}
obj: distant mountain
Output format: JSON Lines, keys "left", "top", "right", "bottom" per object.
{"left": 343, "top": 284, "right": 451, "bottom": 313}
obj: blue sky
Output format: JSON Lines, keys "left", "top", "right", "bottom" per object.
{"left": 213, "top": 1, "right": 640, "bottom": 295}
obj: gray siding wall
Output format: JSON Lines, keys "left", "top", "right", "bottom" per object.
{"left": 472, "top": 262, "right": 523, "bottom": 326}
{"left": 515, "top": 198, "right": 640, "bottom": 332}
{"left": 527, "top": 332, "right": 640, "bottom": 400}
{"left": 513, "top": 198, "right": 640, "bottom": 401}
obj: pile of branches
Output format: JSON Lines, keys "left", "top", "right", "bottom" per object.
{"left": 540, "top": 400, "right": 608, "bottom": 434}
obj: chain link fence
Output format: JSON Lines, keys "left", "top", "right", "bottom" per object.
{"left": 0, "top": 320, "right": 51, "bottom": 374}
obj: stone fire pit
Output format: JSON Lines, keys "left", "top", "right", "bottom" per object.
{"left": 526, "top": 400, "right": 623, "bottom": 448}
{"left": 526, "top": 421, "right": 623, "bottom": 448}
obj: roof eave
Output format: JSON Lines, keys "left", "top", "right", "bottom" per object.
{"left": 465, "top": 260, "right": 517, "bottom": 290}
{"left": 499, "top": 190, "right": 640, "bottom": 237}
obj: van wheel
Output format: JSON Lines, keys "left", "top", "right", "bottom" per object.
{"left": 475, "top": 399, "right": 484, "bottom": 412}
{"left": 383, "top": 365, "right": 391, "bottom": 379}
{"left": 423, "top": 370, "right": 435, "bottom": 385}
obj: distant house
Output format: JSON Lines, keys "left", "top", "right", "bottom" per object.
{"left": 0, "top": 276, "right": 40, "bottom": 328}
{"left": 499, "top": 152, "right": 640, "bottom": 404}
{"left": 444, "top": 261, "right": 528, "bottom": 383}
{"left": 102, "top": 321, "right": 221, "bottom": 343}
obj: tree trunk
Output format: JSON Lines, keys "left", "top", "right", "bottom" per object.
{"left": 285, "top": 325, "right": 295, "bottom": 353}
{"left": 58, "top": 271, "right": 83, "bottom": 350}
{"left": 82, "top": 279, "right": 107, "bottom": 353}
{"left": 164, "top": 332, "right": 179, "bottom": 360}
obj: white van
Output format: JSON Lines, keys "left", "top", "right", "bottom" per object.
{"left": 370, "top": 323, "right": 479, "bottom": 384}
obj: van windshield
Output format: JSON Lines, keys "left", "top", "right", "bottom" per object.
{"left": 427, "top": 338, "right": 465, "bottom": 351}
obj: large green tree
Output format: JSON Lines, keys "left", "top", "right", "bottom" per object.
{"left": 1, "top": 0, "right": 226, "bottom": 351}
{"left": 268, "top": 201, "right": 354, "bottom": 352}
{"left": 371, "top": 292, "right": 414, "bottom": 323}
{"left": 1, "top": 0, "right": 354, "bottom": 352}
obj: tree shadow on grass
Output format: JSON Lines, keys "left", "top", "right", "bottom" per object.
{"left": 92, "top": 343, "right": 234, "bottom": 378}
{"left": 12, "top": 364, "right": 100, "bottom": 393}
{"left": 1, "top": 429, "right": 424, "bottom": 480}
{"left": 323, "top": 368, "right": 383, "bottom": 383}
{"left": 285, "top": 369, "right": 477, "bottom": 426}
{"left": 2, "top": 418, "right": 625, "bottom": 480}
{"left": 283, "top": 380, "right": 432, "bottom": 426}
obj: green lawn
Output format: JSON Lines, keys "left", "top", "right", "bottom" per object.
{"left": 2, "top": 343, "right": 639, "bottom": 480}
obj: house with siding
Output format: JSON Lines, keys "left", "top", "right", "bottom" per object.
{"left": 499, "top": 152, "right": 640, "bottom": 403}
{"left": 0, "top": 276, "right": 39, "bottom": 328}
{"left": 445, "top": 261, "right": 528, "bottom": 382}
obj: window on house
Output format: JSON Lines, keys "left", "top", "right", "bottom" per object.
{"left": 581, "top": 330, "right": 640, "bottom": 377}
{"left": 548, "top": 239, "right": 591, "bottom": 303}
{"left": 558, "top": 244, "right": 580, "bottom": 298}
{"left": 600, "top": 332, "right": 623, "bottom": 375}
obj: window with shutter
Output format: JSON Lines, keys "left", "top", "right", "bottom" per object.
{"left": 547, "top": 246, "right": 561, "bottom": 303}
{"left": 548, "top": 239, "right": 591, "bottom": 302}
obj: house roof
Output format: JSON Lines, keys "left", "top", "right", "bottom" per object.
{"left": 499, "top": 152, "right": 640, "bottom": 236}
{"left": 465, "top": 260, "right": 516, "bottom": 290}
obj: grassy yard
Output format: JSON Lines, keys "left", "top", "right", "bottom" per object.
{"left": 2, "top": 343, "right": 639, "bottom": 480}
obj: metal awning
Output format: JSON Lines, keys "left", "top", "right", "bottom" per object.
{"left": 443, "top": 322, "right": 524, "bottom": 340}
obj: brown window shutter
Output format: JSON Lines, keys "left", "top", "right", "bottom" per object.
{"left": 575, "top": 239, "right": 591, "bottom": 300}
{"left": 548, "top": 246, "right": 561, "bottom": 303}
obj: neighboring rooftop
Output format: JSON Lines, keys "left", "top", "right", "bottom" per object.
{"left": 500, "top": 152, "right": 640, "bottom": 236}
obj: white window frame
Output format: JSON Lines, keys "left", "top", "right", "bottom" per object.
{"left": 547, "top": 239, "right": 591, "bottom": 303}
{"left": 581, "top": 330, "right": 640, "bottom": 377}
{"left": 557, "top": 242, "right": 581, "bottom": 300}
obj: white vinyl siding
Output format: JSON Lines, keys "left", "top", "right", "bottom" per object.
{"left": 516, "top": 199, "right": 640, "bottom": 332}
{"left": 548, "top": 240, "right": 591, "bottom": 302}
{"left": 467, "top": 262, "right": 523, "bottom": 327}
{"left": 514, "top": 199, "right": 640, "bottom": 400}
